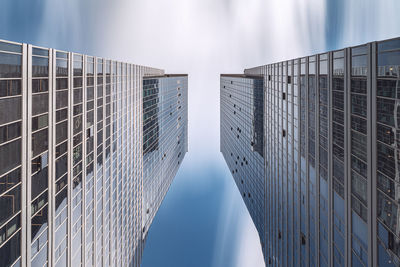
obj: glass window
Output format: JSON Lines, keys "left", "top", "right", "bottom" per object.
{"left": 351, "top": 131, "right": 367, "bottom": 162}
{"left": 0, "top": 121, "right": 21, "bottom": 144}
{"left": 377, "top": 123, "right": 394, "bottom": 146}
{"left": 0, "top": 185, "right": 21, "bottom": 225}
{"left": 0, "top": 97, "right": 21, "bottom": 125}
{"left": 56, "top": 91, "right": 68, "bottom": 109}
{"left": 56, "top": 78, "right": 68, "bottom": 90}
{"left": 0, "top": 53, "right": 21, "bottom": 78}
{"left": 351, "top": 78, "right": 367, "bottom": 94}
{"left": 351, "top": 116, "right": 367, "bottom": 134}
{"left": 0, "top": 80, "right": 21, "bottom": 97}
{"left": 0, "top": 167, "right": 21, "bottom": 195}
{"left": 31, "top": 206, "right": 48, "bottom": 241}
{"left": 0, "top": 42, "right": 21, "bottom": 53}
{"left": 31, "top": 167, "right": 48, "bottom": 200}
{"left": 0, "top": 139, "right": 21, "bottom": 176}
{"left": 32, "top": 129, "right": 48, "bottom": 157}
{"left": 32, "top": 56, "right": 49, "bottom": 78}
{"left": 0, "top": 230, "right": 21, "bottom": 267}
{"left": 377, "top": 97, "right": 395, "bottom": 126}
{"left": 32, "top": 114, "right": 48, "bottom": 132}
{"left": 32, "top": 93, "right": 48, "bottom": 116}
{"left": 377, "top": 79, "right": 398, "bottom": 98}
{"left": 32, "top": 79, "right": 48, "bottom": 93}
{"left": 377, "top": 143, "right": 395, "bottom": 179}
{"left": 333, "top": 91, "right": 344, "bottom": 110}
{"left": 56, "top": 121, "right": 68, "bottom": 145}
{"left": 351, "top": 94, "right": 367, "bottom": 117}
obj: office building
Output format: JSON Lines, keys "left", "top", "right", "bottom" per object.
{"left": 220, "top": 74, "right": 266, "bottom": 261}
{"left": 142, "top": 75, "right": 188, "bottom": 239}
{"left": 0, "top": 39, "right": 187, "bottom": 267}
{"left": 221, "top": 37, "right": 400, "bottom": 266}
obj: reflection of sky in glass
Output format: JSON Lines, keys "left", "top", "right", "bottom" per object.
{"left": 1, "top": 0, "right": 400, "bottom": 266}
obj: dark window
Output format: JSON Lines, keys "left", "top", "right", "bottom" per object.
{"left": 32, "top": 79, "right": 48, "bottom": 93}
{"left": 333, "top": 91, "right": 344, "bottom": 111}
{"left": 32, "top": 114, "right": 48, "bottom": 132}
{"left": 73, "top": 77, "right": 82, "bottom": 88}
{"left": 73, "top": 115, "right": 82, "bottom": 135}
{"left": 0, "top": 167, "right": 20, "bottom": 195}
{"left": 56, "top": 78, "right": 68, "bottom": 90}
{"left": 56, "top": 59, "right": 68, "bottom": 77}
{"left": 73, "top": 104, "right": 83, "bottom": 116}
{"left": 351, "top": 131, "right": 367, "bottom": 162}
{"left": 32, "top": 56, "right": 48, "bottom": 77}
{"left": 0, "top": 139, "right": 21, "bottom": 176}
{"left": 0, "top": 80, "right": 21, "bottom": 97}
{"left": 0, "top": 122, "right": 21, "bottom": 144}
{"left": 55, "top": 141, "right": 67, "bottom": 158}
{"left": 73, "top": 88, "right": 82, "bottom": 104}
{"left": 0, "top": 53, "right": 22, "bottom": 78}
{"left": 56, "top": 90, "right": 68, "bottom": 109}
{"left": 32, "top": 129, "right": 48, "bottom": 157}
{"left": 377, "top": 79, "right": 398, "bottom": 98}
{"left": 0, "top": 97, "right": 21, "bottom": 125}
{"left": 332, "top": 122, "right": 344, "bottom": 148}
{"left": 378, "top": 124, "right": 395, "bottom": 149}
{"left": 0, "top": 185, "right": 21, "bottom": 225}
{"left": 332, "top": 109, "right": 344, "bottom": 125}
{"left": 87, "top": 86, "right": 94, "bottom": 101}
{"left": 352, "top": 155, "right": 368, "bottom": 178}
{"left": 377, "top": 191, "right": 398, "bottom": 233}
{"left": 31, "top": 166, "right": 48, "bottom": 200}
{"left": 55, "top": 154, "right": 68, "bottom": 180}
{"left": 351, "top": 116, "right": 367, "bottom": 134}
{"left": 56, "top": 108, "right": 67, "bottom": 123}
{"left": 351, "top": 94, "right": 367, "bottom": 117}
{"left": 333, "top": 158, "right": 344, "bottom": 184}
{"left": 351, "top": 78, "right": 367, "bottom": 94}
{"left": 56, "top": 121, "right": 68, "bottom": 145}
{"left": 31, "top": 206, "right": 48, "bottom": 241}
{"left": 377, "top": 97, "right": 395, "bottom": 127}
{"left": 32, "top": 93, "right": 48, "bottom": 116}
{"left": 0, "top": 230, "right": 21, "bottom": 267}
{"left": 377, "top": 172, "right": 396, "bottom": 200}
{"left": 377, "top": 143, "right": 396, "bottom": 179}
{"left": 333, "top": 77, "right": 344, "bottom": 91}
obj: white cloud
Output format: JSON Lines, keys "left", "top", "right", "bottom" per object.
{"left": 234, "top": 212, "right": 265, "bottom": 267}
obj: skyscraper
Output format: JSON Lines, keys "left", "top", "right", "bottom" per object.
{"left": 0, "top": 39, "right": 188, "bottom": 267}
{"left": 142, "top": 75, "right": 188, "bottom": 240}
{"left": 220, "top": 37, "right": 400, "bottom": 266}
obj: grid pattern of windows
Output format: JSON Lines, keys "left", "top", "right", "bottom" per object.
{"left": 0, "top": 39, "right": 186, "bottom": 267}
{"left": 0, "top": 40, "right": 23, "bottom": 267}
{"left": 223, "top": 37, "right": 400, "bottom": 266}
{"left": 142, "top": 75, "right": 188, "bottom": 238}
{"left": 220, "top": 75, "right": 266, "bottom": 261}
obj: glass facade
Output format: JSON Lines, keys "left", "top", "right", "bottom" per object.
{"left": 142, "top": 75, "right": 188, "bottom": 239}
{"left": 220, "top": 74, "right": 266, "bottom": 260}
{"left": 222, "top": 37, "right": 400, "bottom": 266}
{"left": 0, "top": 39, "right": 186, "bottom": 267}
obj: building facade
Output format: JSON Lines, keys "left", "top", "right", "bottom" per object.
{"left": 0, "top": 39, "right": 187, "bottom": 267}
{"left": 220, "top": 74, "right": 266, "bottom": 261}
{"left": 221, "top": 37, "right": 400, "bottom": 266}
{"left": 142, "top": 75, "right": 188, "bottom": 239}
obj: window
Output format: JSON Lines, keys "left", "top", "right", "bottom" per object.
{"left": 0, "top": 53, "right": 22, "bottom": 78}
{"left": 0, "top": 121, "right": 21, "bottom": 144}
{"left": 32, "top": 93, "right": 48, "bottom": 116}
{"left": 0, "top": 139, "right": 21, "bottom": 176}
{"left": 0, "top": 80, "right": 21, "bottom": 97}
{"left": 0, "top": 185, "right": 21, "bottom": 225}
{"left": 351, "top": 94, "right": 367, "bottom": 117}
{"left": 0, "top": 97, "right": 21, "bottom": 125}
{"left": 0, "top": 168, "right": 20, "bottom": 195}
{"left": 32, "top": 129, "right": 48, "bottom": 157}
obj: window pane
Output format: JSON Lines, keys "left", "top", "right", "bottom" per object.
{"left": 0, "top": 139, "right": 21, "bottom": 176}
{"left": 0, "top": 97, "right": 21, "bottom": 125}
{"left": 0, "top": 53, "right": 21, "bottom": 78}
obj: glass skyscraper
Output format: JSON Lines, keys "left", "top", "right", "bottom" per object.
{"left": 220, "top": 37, "right": 400, "bottom": 266}
{"left": 0, "top": 39, "right": 187, "bottom": 267}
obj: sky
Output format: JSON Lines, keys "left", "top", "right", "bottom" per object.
{"left": 1, "top": 0, "right": 400, "bottom": 266}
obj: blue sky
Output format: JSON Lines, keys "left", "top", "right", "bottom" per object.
{"left": 1, "top": 0, "right": 400, "bottom": 266}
